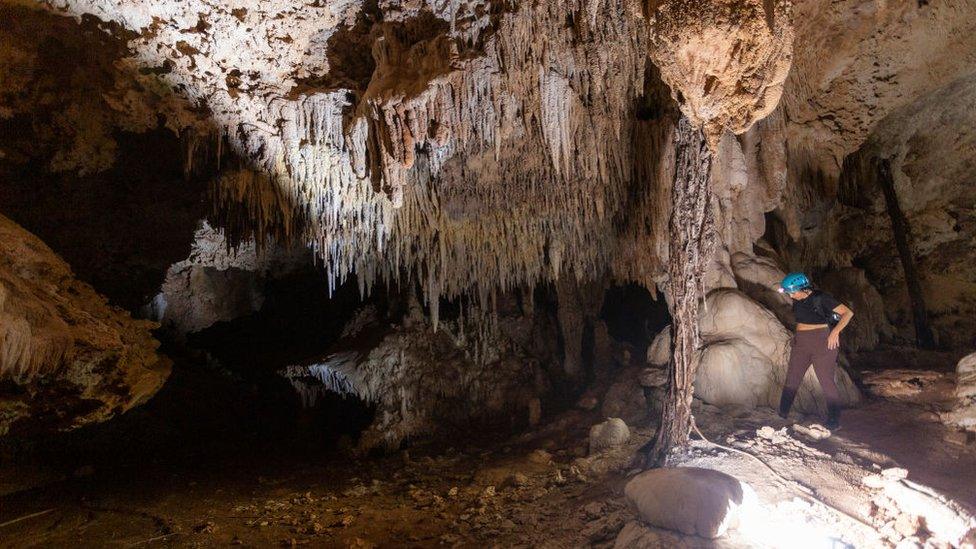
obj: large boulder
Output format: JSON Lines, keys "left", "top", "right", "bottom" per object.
{"left": 696, "top": 289, "right": 860, "bottom": 414}
{"left": 695, "top": 339, "right": 779, "bottom": 409}
{"left": 646, "top": 325, "right": 671, "bottom": 367}
{"left": 624, "top": 467, "right": 755, "bottom": 538}
{"left": 957, "top": 352, "right": 976, "bottom": 400}
{"left": 0, "top": 215, "right": 169, "bottom": 436}
{"left": 730, "top": 251, "right": 792, "bottom": 322}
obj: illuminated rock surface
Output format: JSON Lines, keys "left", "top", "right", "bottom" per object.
{"left": 0, "top": 215, "right": 169, "bottom": 435}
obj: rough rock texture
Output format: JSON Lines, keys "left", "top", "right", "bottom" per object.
{"left": 645, "top": 0, "right": 794, "bottom": 146}
{"left": 696, "top": 289, "right": 860, "bottom": 414}
{"left": 944, "top": 352, "right": 976, "bottom": 432}
{"left": 146, "top": 222, "right": 311, "bottom": 334}
{"left": 623, "top": 466, "right": 755, "bottom": 538}
{"left": 0, "top": 214, "right": 169, "bottom": 436}
{"left": 729, "top": 249, "right": 791, "bottom": 321}
{"left": 646, "top": 325, "right": 671, "bottom": 367}
{"left": 588, "top": 417, "right": 631, "bottom": 455}
{"left": 22, "top": 0, "right": 658, "bottom": 316}
{"left": 759, "top": 1, "right": 976, "bottom": 349}
{"left": 281, "top": 296, "right": 556, "bottom": 452}
{"left": 4, "top": 0, "right": 972, "bottom": 349}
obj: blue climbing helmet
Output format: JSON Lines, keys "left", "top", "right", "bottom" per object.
{"left": 779, "top": 272, "right": 811, "bottom": 294}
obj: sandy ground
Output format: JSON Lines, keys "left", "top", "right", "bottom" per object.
{"left": 2, "top": 388, "right": 975, "bottom": 549}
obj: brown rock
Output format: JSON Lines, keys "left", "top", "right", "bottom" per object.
{"left": 0, "top": 214, "right": 169, "bottom": 436}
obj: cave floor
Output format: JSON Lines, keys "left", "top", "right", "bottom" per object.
{"left": 2, "top": 394, "right": 975, "bottom": 549}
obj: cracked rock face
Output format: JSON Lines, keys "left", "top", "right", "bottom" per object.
{"left": 0, "top": 215, "right": 169, "bottom": 436}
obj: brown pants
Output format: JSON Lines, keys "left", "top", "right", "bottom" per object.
{"left": 784, "top": 328, "right": 841, "bottom": 408}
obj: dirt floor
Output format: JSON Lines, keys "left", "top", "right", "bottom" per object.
{"left": 3, "top": 399, "right": 976, "bottom": 548}
{"left": 3, "top": 349, "right": 976, "bottom": 548}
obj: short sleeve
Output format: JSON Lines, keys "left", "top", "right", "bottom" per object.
{"left": 819, "top": 291, "right": 843, "bottom": 312}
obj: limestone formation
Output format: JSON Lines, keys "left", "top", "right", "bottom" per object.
{"left": 280, "top": 301, "right": 553, "bottom": 452}
{"left": 944, "top": 352, "right": 976, "bottom": 433}
{"left": 0, "top": 214, "right": 169, "bottom": 435}
{"left": 646, "top": 325, "right": 671, "bottom": 367}
{"left": 645, "top": 0, "right": 794, "bottom": 146}
{"left": 146, "top": 221, "right": 311, "bottom": 334}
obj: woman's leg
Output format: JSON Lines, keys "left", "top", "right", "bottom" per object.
{"left": 779, "top": 334, "right": 813, "bottom": 418}
{"left": 811, "top": 340, "right": 842, "bottom": 428}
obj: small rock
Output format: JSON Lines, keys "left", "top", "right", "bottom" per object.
{"left": 553, "top": 469, "right": 566, "bottom": 485}
{"left": 342, "top": 485, "right": 368, "bottom": 497}
{"left": 894, "top": 513, "right": 920, "bottom": 538}
{"left": 862, "top": 474, "right": 887, "bottom": 489}
{"left": 881, "top": 467, "right": 909, "bottom": 481}
{"left": 833, "top": 452, "right": 855, "bottom": 465}
{"left": 756, "top": 426, "right": 789, "bottom": 444}
{"left": 792, "top": 423, "right": 831, "bottom": 441}
{"left": 582, "top": 501, "right": 605, "bottom": 519}
{"left": 194, "top": 521, "right": 217, "bottom": 534}
{"left": 589, "top": 418, "right": 631, "bottom": 454}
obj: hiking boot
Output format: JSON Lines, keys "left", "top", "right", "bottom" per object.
{"left": 825, "top": 405, "right": 841, "bottom": 430}
{"left": 778, "top": 388, "right": 797, "bottom": 420}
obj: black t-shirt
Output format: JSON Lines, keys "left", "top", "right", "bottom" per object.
{"left": 792, "top": 290, "right": 842, "bottom": 325}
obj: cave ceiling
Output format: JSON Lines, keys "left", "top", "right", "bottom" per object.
{"left": 3, "top": 0, "right": 976, "bottom": 315}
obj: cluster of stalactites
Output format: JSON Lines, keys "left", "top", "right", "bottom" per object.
{"left": 202, "top": 0, "right": 666, "bottom": 324}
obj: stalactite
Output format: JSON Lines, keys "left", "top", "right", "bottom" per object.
{"left": 39, "top": 0, "right": 659, "bottom": 313}
{"left": 645, "top": 116, "right": 715, "bottom": 467}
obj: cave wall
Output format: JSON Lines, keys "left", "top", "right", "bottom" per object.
{"left": 0, "top": 214, "right": 168, "bottom": 436}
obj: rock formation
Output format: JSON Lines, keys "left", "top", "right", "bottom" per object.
{"left": 2, "top": 0, "right": 975, "bottom": 452}
{"left": 280, "top": 294, "right": 556, "bottom": 452}
{"left": 623, "top": 466, "right": 756, "bottom": 538}
{"left": 146, "top": 221, "right": 311, "bottom": 334}
{"left": 645, "top": 0, "right": 794, "bottom": 146}
{"left": 0, "top": 215, "right": 169, "bottom": 436}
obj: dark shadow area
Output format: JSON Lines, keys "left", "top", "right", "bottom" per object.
{"left": 600, "top": 282, "right": 671, "bottom": 357}
{"left": 0, "top": 272, "right": 377, "bottom": 496}
{"left": 0, "top": 127, "right": 210, "bottom": 312}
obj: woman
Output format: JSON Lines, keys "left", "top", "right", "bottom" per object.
{"left": 777, "top": 272, "right": 854, "bottom": 429}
